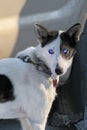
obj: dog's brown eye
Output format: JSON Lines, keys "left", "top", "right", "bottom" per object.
{"left": 63, "top": 48, "right": 69, "bottom": 55}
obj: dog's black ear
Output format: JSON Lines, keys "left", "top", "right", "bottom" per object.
{"left": 34, "top": 24, "right": 48, "bottom": 38}
{"left": 66, "top": 23, "right": 81, "bottom": 43}
{"left": 34, "top": 24, "right": 49, "bottom": 43}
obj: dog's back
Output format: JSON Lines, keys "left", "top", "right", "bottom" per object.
{"left": 0, "top": 56, "right": 56, "bottom": 130}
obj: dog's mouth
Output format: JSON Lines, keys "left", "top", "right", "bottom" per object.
{"left": 53, "top": 79, "right": 58, "bottom": 88}
{"left": 36, "top": 58, "right": 59, "bottom": 88}
{"left": 51, "top": 73, "right": 59, "bottom": 88}
{"left": 41, "top": 65, "right": 59, "bottom": 88}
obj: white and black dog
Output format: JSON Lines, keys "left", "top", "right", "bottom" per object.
{"left": 0, "top": 23, "right": 81, "bottom": 130}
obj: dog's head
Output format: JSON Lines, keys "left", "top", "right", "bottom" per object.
{"left": 34, "top": 23, "right": 81, "bottom": 79}
{"left": 16, "top": 23, "right": 81, "bottom": 81}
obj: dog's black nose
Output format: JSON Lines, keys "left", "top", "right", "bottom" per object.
{"left": 55, "top": 67, "right": 63, "bottom": 75}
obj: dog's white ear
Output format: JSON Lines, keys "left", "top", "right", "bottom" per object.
{"left": 66, "top": 23, "right": 81, "bottom": 43}
{"left": 34, "top": 24, "right": 49, "bottom": 42}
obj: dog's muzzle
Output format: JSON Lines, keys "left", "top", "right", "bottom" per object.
{"left": 55, "top": 65, "right": 63, "bottom": 75}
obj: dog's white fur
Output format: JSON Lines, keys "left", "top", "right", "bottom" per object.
{"left": 0, "top": 35, "right": 60, "bottom": 130}
{"left": 0, "top": 57, "right": 57, "bottom": 129}
{"left": 58, "top": 53, "right": 73, "bottom": 84}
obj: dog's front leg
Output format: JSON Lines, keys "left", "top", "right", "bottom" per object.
{"left": 19, "top": 118, "right": 46, "bottom": 130}
{"left": 19, "top": 118, "right": 33, "bottom": 130}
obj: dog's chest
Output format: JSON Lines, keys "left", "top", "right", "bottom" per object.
{"left": 24, "top": 78, "right": 56, "bottom": 122}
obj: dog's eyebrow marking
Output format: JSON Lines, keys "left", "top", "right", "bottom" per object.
{"left": 42, "top": 31, "right": 58, "bottom": 47}
{"left": 0, "top": 75, "right": 15, "bottom": 103}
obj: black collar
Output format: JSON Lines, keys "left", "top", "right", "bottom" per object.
{"left": 18, "top": 55, "right": 51, "bottom": 76}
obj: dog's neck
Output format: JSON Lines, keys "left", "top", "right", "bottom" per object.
{"left": 22, "top": 48, "right": 52, "bottom": 77}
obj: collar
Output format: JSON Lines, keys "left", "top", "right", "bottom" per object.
{"left": 18, "top": 55, "right": 59, "bottom": 88}
{"left": 19, "top": 55, "right": 51, "bottom": 76}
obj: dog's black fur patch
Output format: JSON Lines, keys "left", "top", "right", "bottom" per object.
{"left": 60, "top": 32, "right": 77, "bottom": 47}
{"left": 34, "top": 24, "right": 58, "bottom": 47}
{"left": 60, "top": 32, "right": 77, "bottom": 59}
{"left": 41, "top": 31, "right": 58, "bottom": 47}
{"left": 0, "top": 74, "right": 15, "bottom": 103}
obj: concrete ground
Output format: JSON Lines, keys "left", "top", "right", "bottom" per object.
{"left": 0, "top": 21, "right": 87, "bottom": 130}
{"left": 0, "top": 119, "right": 21, "bottom": 130}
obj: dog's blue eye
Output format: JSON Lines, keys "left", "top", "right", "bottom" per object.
{"left": 48, "top": 49, "right": 54, "bottom": 54}
{"left": 63, "top": 48, "right": 69, "bottom": 54}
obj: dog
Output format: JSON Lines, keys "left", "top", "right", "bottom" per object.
{"left": 0, "top": 23, "right": 81, "bottom": 130}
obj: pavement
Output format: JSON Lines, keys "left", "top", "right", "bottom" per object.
{"left": 0, "top": 119, "right": 21, "bottom": 130}
{"left": 0, "top": 21, "right": 87, "bottom": 130}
